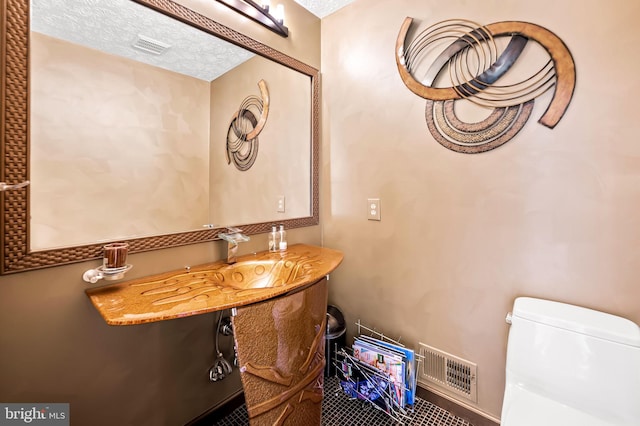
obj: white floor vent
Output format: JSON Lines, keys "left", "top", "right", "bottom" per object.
{"left": 418, "top": 342, "right": 477, "bottom": 403}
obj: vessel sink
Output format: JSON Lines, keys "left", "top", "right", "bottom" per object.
{"left": 85, "top": 244, "right": 344, "bottom": 325}
{"left": 209, "top": 259, "right": 290, "bottom": 289}
{"left": 140, "top": 260, "right": 284, "bottom": 292}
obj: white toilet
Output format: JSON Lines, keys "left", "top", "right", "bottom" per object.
{"left": 501, "top": 297, "right": 640, "bottom": 426}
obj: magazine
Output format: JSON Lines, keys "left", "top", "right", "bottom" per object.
{"left": 339, "top": 356, "right": 396, "bottom": 414}
{"left": 353, "top": 337, "right": 406, "bottom": 407}
{"left": 358, "top": 335, "right": 417, "bottom": 405}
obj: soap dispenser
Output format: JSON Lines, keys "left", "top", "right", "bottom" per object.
{"left": 278, "top": 224, "right": 287, "bottom": 251}
{"left": 268, "top": 225, "right": 278, "bottom": 252}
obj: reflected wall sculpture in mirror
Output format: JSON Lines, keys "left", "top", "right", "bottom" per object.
{"left": 0, "top": 0, "right": 319, "bottom": 274}
{"left": 226, "top": 79, "right": 270, "bottom": 171}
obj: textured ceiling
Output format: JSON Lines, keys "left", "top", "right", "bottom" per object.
{"left": 32, "top": 0, "right": 255, "bottom": 81}
{"left": 31, "top": 0, "right": 354, "bottom": 81}
{"left": 294, "top": 0, "right": 354, "bottom": 18}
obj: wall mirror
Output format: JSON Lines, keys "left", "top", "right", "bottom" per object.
{"left": 0, "top": 0, "right": 319, "bottom": 274}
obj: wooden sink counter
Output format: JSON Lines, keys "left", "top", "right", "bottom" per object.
{"left": 85, "top": 244, "right": 343, "bottom": 325}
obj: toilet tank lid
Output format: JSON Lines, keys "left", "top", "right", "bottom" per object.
{"left": 513, "top": 297, "right": 640, "bottom": 347}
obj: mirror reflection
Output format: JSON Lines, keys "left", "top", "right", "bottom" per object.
{"left": 29, "top": 0, "right": 311, "bottom": 250}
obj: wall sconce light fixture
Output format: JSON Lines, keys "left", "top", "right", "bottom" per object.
{"left": 215, "top": 0, "right": 289, "bottom": 37}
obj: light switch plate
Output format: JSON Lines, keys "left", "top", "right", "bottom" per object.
{"left": 367, "top": 198, "right": 380, "bottom": 221}
{"left": 277, "top": 195, "right": 286, "bottom": 213}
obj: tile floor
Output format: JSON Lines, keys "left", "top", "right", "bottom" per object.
{"left": 212, "top": 376, "right": 473, "bottom": 426}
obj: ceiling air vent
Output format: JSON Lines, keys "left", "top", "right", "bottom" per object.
{"left": 132, "top": 34, "right": 171, "bottom": 55}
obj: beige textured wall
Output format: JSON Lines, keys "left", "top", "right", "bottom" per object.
{"left": 0, "top": 1, "right": 321, "bottom": 425}
{"left": 30, "top": 33, "right": 210, "bottom": 250}
{"left": 321, "top": 0, "right": 640, "bottom": 420}
{"left": 209, "top": 55, "right": 311, "bottom": 226}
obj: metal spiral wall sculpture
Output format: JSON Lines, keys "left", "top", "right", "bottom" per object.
{"left": 226, "top": 79, "right": 270, "bottom": 170}
{"left": 395, "top": 18, "right": 576, "bottom": 153}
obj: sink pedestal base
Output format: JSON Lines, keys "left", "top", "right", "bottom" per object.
{"left": 232, "top": 278, "right": 328, "bottom": 425}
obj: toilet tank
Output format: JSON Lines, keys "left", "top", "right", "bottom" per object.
{"left": 503, "top": 297, "right": 640, "bottom": 425}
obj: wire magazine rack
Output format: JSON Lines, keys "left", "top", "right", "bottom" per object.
{"left": 329, "top": 320, "right": 424, "bottom": 424}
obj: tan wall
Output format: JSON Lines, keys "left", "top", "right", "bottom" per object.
{"left": 321, "top": 0, "right": 640, "bottom": 420}
{"left": 0, "top": 1, "right": 321, "bottom": 425}
{"left": 30, "top": 33, "right": 210, "bottom": 250}
{"left": 209, "top": 55, "right": 311, "bottom": 226}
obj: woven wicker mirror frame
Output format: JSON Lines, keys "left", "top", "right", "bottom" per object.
{"left": 0, "top": 0, "right": 319, "bottom": 274}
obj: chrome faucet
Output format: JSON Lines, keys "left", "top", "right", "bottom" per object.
{"left": 218, "top": 227, "right": 250, "bottom": 264}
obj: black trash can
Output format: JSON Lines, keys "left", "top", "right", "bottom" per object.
{"left": 325, "top": 305, "right": 346, "bottom": 377}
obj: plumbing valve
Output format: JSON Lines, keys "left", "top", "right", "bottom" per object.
{"left": 218, "top": 316, "right": 234, "bottom": 336}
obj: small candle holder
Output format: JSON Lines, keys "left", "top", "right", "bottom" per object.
{"left": 103, "top": 242, "right": 129, "bottom": 269}
{"left": 82, "top": 243, "right": 133, "bottom": 284}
